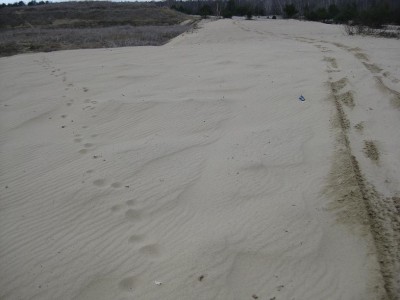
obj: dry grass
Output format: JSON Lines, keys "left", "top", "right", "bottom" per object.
{"left": 343, "top": 24, "right": 400, "bottom": 38}
{"left": 0, "top": 25, "right": 191, "bottom": 56}
{"left": 0, "top": 2, "right": 189, "bottom": 28}
{"left": 0, "top": 2, "right": 195, "bottom": 56}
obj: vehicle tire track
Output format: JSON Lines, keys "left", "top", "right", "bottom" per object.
{"left": 325, "top": 41, "right": 400, "bottom": 110}
{"left": 318, "top": 47, "right": 400, "bottom": 300}
{"left": 237, "top": 22, "right": 400, "bottom": 298}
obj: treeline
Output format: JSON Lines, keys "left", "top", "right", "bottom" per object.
{"left": 304, "top": 3, "right": 400, "bottom": 27}
{"left": 2, "top": 0, "right": 398, "bottom": 27}
{"left": 169, "top": 0, "right": 400, "bottom": 26}
{"left": 1, "top": 0, "right": 49, "bottom": 7}
{"left": 170, "top": 0, "right": 266, "bottom": 18}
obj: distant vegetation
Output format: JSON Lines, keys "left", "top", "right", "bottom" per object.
{"left": 169, "top": 0, "right": 400, "bottom": 27}
{"left": 0, "top": 1, "right": 195, "bottom": 56}
{"left": 0, "top": 0, "right": 398, "bottom": 57}
{"left": 0, "top": 1, "right": 190, "bottom": 28}
{"left": 2, "top": 0, "right": 399, "bottom": 28}
{"left": 0, "top": 25, "right": 192, "bottom": 56}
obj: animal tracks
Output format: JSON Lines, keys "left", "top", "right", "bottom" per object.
{"left": 91, "top": 178, "right": 124, "bottom": 189}
{"left": 125, "top": 209, "right": 142, "bottom": 221}
{"left": 83, "top": 143, "right": 94, "bottom": 148}
{"left": 128, "top": 234, "right": 144, "bottom": 243}
{"left": 107, "top": 197, "right": 163, "bottom": 263}
{"left": 38, "top": 57, "right": 101, "bottom": 158}
{"left": 126, "top": 199, "right": 135, "bottom": 206}
{"left": 138, "top": 244, "right": 161, "bottom": 257}
{"left": 93, "top": 179, "right": 106, "bottom": 187}
{"left": 118, "top": 276, "right": 137, "bottom": 291}
{"left": 111, "top": 182, "right": 122, "bottom": 188}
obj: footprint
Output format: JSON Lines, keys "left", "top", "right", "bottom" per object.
{"left": 84, "top": 143, "right": 93, "bottom": 148}
{"left": 323, "top": 56, "right": 338, "bottom": 69}
{"left": 83, "top": 87, "right": 89, "bottom": 92}
{"left": 111, "top": 182, "right": 122, "bottom": 188}
{"left": 84, "top": 99, "right": 91, "bottom": 103}
{"left": 79, "top": 149, "right": 88, "bottom": 154}
{"left": 354, "top": 52, "right": 369, "bottom": 61}
{"left": 86, "top": 169, "right": 94, "bottom": 174}
{"left": 91, "top": 134, "right": 98, "bottom": 138}
{"left": 110, "top": 204, "right": 123, "bottom": 212}
{"left": 331, "top": 78, "right": 348, "bottom": 93}
{"left": 354, "top": 122, "right": 364, "bottom": 132}
{"left": 138, "top": 244, "right": 160, "bottom": 257}
{"left": 363, "top": 140, "right": 380, "bottom": 161}
{"left": 74, "top": 138, "right": 82, "bottom": 143}
{"left": 126, "top": 199, "right": 135, "bottom": 206}
{"left": 82, "top": 125, "right": 88, "bottom": 129}
{"left": 128, "top": 234, "right": 144, "bottom": 243}
{"left": 93, "top": 179, "right": 106, "bottom": 187}
{"left": 336, "top": 91, "right": 355, "bottom": 108}
{"left": 362, "top": 62, "right": 382, "bottom": 73}
{"left": 125, "top": 209, "right": 141, "bottom": 221}
{"left": 118, "top": 276, "right": 137, "bottom": 291}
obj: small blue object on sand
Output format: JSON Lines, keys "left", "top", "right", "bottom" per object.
{"left": 299, "top": 95, "right": 305, "bottom": 101}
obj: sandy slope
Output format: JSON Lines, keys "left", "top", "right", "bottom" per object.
{"left": 1, "top": 19, "right": 399, "bottom": 300}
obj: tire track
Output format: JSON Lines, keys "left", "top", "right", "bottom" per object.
{"left": 320, "top": 49, "right": 400, "bottom": 300}
{"left": 225, "top": 23, "right": 399, "bottom": 297}
{"left": 326, "top": 41, "right": 400, "bottom": 110}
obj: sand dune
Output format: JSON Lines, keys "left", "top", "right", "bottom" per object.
{"left": 1, "top": 19, "right": 399, "bottom": 300}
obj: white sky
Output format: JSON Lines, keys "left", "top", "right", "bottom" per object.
{"left": 2, "top": 0, "right": 157, "bottom": 4}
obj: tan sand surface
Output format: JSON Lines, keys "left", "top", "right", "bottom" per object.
{"left": 1, "top": 19, "right": 399, "bottom": 300}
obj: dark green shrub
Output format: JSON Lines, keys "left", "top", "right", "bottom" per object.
{"left": 222, "top": 0, "right": 235, "bottom": 17}
{"left": 246, "top": 10, "right": 253, "bottom": 20}
{"left": 283, "top": 4, "right": 298, "bottom": 19}
{"left": 358, "top": 3, "right": 390, "bottom": 28}
{"left": 222, "top": 10, "right": 233, "bottom": 18}
{"left": 199, "top": 4, "right": 212, "bottom": 19}
{"left": 328, "top": 4, "right": 339, "bottom": 19}
{"left": 335, "top": 3, "right": 358, "bottom": 23}
{"left": 235, "top": 6, "right": 249, "bottom": 16}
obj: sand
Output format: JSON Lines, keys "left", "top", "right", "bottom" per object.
{"left": 1, "top": 19, "right": 399, "bottom": 300}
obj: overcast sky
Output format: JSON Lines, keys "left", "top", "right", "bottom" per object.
{"left": 1, "top": 0, "right": 157, "bottom": 4}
